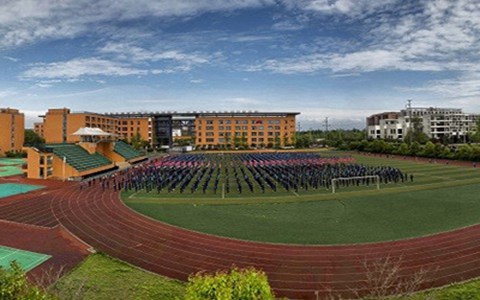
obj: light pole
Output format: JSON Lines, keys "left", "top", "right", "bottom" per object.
{"left": 406, "top": 99, "right": 413, "bottom": 144}
{"left": 62, "top": 156, "right": 66, "bottom": 182}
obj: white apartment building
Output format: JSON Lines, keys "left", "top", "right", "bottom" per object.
{"left": 366, "top": 112, "right": 404, "bottom": 140}
{"left": 367, "top": 107, "right": 479, "bottom": 142}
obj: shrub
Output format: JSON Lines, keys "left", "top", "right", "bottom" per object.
{"left": 184, "top": 267, "right": 275, "bottom": 300}
{"left": 0, "top": 261, "right": 54, "bottom": 300}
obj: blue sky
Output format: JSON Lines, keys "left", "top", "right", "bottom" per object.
{"left": 0, "top": 0, "right": 479, "bottom": 129}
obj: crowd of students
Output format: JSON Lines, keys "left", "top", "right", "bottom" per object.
{"left": 80, "top": 153, "right": 411, "bottom": 194}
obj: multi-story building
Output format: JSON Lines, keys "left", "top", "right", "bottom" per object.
{"left": 39, "top": 108, "right": 119, "bottom": 144}
{"left": 0, "top": 108, "right": 25, "bottom": 156}
{"left": 106, "top": 112, "right": 171, "bottom": 148}
{"left": 116, "top": 116, "right": 153, "bottom": 145}
{"left": 367, "top": 107, "right": 479, "bottom": 142}
{"left": 36, "top": 109, "right": 299, "bottom": 149}
{"left": 33, "top": 122, "right": 45, "bottom": 138}
{"left": 195, "top": 112, "right": 298, "bottom": 148}
{"left": 366, "top": 112, "right": 402, "bottom": 140}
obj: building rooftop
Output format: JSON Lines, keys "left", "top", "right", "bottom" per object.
{"left": 106, "top": 111, "right": 300, "bottom": 117}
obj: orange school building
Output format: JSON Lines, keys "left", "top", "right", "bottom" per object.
{"left": 35, "top": 109, "right": 299, "bottom": 150}
{"left": 0, "top": 108, "right": 24, "bottom": 157}
{"left": 195, "top": 112, "right": 298, "bottom": 149}
{"left": 36, "top": 108, "right": 153, "bottom": 145}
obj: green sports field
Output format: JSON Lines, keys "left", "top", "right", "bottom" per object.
{"left": 0, "top": 158, "right": 25, "bottom": 177}
{"left": 0, "top": 183, "right": 44, "bottom": 199}
{"left": 0, "top": 246, "right": 51, "bottom": 272}
{"left": 123, "top": 153, "right": 480, "bottom": 244}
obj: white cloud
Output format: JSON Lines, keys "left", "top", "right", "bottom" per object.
{"left": 281, "top": 0, "right": 398, "bottom": 16}
{"left": 0, "top": 0, "right": 275, "bottom": 49}
{"left": 250, "top": 0, "right": 480, "bottom": 75}
{"left": 15, "top": 110, "right": 46, "bottom": 128}
{"left": 190, "top": 79, "right": 204, "bottom": 84}
{"left": 99, "top": 42, "right": 209, "bottom": 64}
{"left": 296, "top": 107, "right": 379, "bottom": 129}
{"left": 401, "top": 72, "right": 480, "bottom": 99}
{"left": 0, "top": 88, "right": 18, "bottom": 99}
{"left": 21, "top": 58, "right": 147, "bottom": 80}
{"left": 2, "top": 56, "right": 19, "bottom": 62}
{"left": 218, "top": 35, "right": 275, "bottom": 42}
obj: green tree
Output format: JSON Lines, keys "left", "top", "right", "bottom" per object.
{"left": 471, "top": 145, "right": 480, "bottom": 161}
{"left": 274, "top": 136, "right": 281, "bottom": 149}
{"left": 24, "top": 129, "right": 45, "bottom": 147}
{"left": 472, "top": 119, "right": 480, "bottom": 143}
{"left": 457, "top": 144, "right": 473, "bottom": 160}
{"left": 422, "top": 141, "right": 437, "bottom": 158}
{"left": 130, "top": 132, "right": 148, "bottom": 150}
{"left": 184, "top": 267, "right": 275, "bottom": 300}
{"left": 404, "top": 116, "right": 430, "bottom": 144}
{"left": 409, "top": 141, "right": 421, "bottom": 156}
{"left": 397, "top": 143, "right": 409, "bottom": 155}
{"left": 233, "top": 135, "right": 241, "bottom": 148}
{"left": 0, "top": 261, "right": 54, "bottom": 300}
{"left": 295, "top": 134, "right": 313, "bottom": 148}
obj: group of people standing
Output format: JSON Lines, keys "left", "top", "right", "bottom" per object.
{"left": 80, "top": 153, "right": 412, "bottom": 195}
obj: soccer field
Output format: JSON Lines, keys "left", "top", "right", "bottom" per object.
{"left": 123, "top": 153, "right": 480, "bottom": 244}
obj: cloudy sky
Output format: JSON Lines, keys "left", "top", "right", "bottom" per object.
{"left": 0, "top": 0, "right": 479, "bottom": 129}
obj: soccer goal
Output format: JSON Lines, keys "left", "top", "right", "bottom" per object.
{"left": 331, "top": 175, "right": 380, "bottom": 194}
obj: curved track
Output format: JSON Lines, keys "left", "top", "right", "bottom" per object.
{"left": 55, "top": 185, "right": 480, "bottom": 299}
{"left": 3, "top": 177, "right": 480, "bottom": 299}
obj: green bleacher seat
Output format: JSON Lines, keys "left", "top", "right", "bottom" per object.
{"left": 114, "top": 141, "right": 143, "bottom": 161}
{"left": 46, "top": 144, "right": 112, "bottom": 172}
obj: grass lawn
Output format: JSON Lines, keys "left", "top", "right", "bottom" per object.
{"left": 53, "top": 253, "right": 185, "bottom": 300}
{"left": 123, "top": 152, "right": 480, "bottom": 244}
{"left": 405, "top": 278, "right": 480, "bottom": 300}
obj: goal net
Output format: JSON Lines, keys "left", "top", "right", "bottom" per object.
{"left": 331, "top": 175, "right": 380, "bottom": 194}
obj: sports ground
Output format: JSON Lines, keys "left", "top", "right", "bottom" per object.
{"left": 0, "top": 158, "right": 25, "bottom": 177}
{"left": 124, "top": 152, "right": 480, "bottom": 244}
{"left": 1, "top": 151, "right": 480, "bottom": 299}
{"left": 0, "top": 245, "right": 51, "bottom": 272}
{"left": 0, "top": 183, "right": 44, "bottom": 198}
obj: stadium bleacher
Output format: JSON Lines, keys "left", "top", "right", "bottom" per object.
{"left": 47, "top": 144, "right": 112, "bottom": 172}
{"left": 114, "top": 141, "right": 143, "bottom": 161}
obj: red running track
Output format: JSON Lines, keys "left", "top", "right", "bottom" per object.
{"left": 0, "top": 220, "right": 90, "bottom": 286}
{"left": 3, "top": 179, "right": 480, "bottom": 299}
